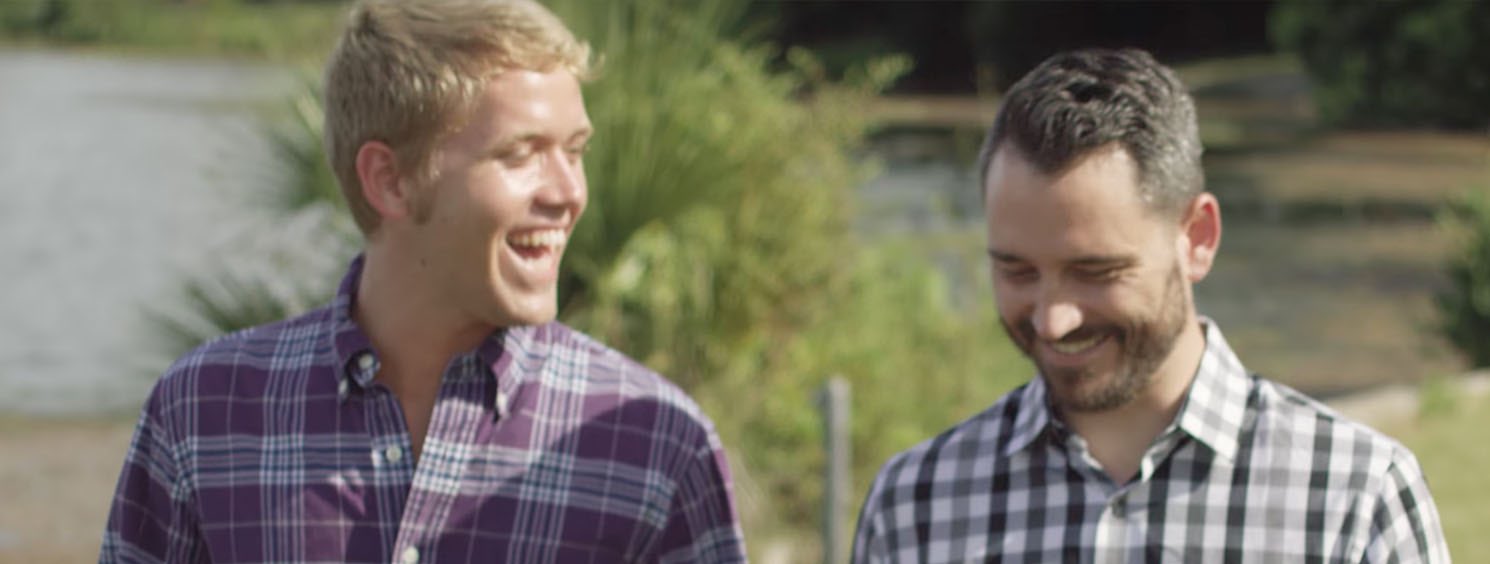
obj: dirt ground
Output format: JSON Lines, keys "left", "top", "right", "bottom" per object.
{"left": 0, "top": 416, "right": 134, "bottom": 563}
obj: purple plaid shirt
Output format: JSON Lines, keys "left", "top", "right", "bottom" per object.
{"left": 101, "top": 257, "right": 745, "bottom": 563}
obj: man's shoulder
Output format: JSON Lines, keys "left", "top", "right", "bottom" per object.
{"left": 523, "top": 322, "right": 717, "bottom": 434}
{"left": 168, "top": 305, "right": 335, "bottom": 373}
{"left": 524, "top": 322, "right": 677, "bottom": 392}
{"left": 528, "top": 322, "right": 650, "bottom": 371}
{"left": 1252, "top": 376, "right": 1421, "bottom": 479}
{"left": 149, "top": 305, "right": 337, "bottom": 409}
{"left": 868, "top": 383, "right": 1032, "bottom": 495}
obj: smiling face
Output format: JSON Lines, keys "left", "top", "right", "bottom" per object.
{"left": 406, "top": 68, "right": 592, "bottom": 329}
{"left": 985, "top": 144, "right": 1199, "bottom": 413}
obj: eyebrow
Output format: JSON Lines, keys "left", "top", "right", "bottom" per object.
{"left": 1068, "top": 256, "right": 1137, "bottom": 269}
{"left": 986, "top": 249, "right": 1137, "bottom": 269}
{"left": 488, "top": 127, "right": 593, "bottom": 154}
{"left": 987, "top": 250, "right": 1023, "bottom": 263}
{"left": 494, "top": 130, "right": 543, "bottom": 145}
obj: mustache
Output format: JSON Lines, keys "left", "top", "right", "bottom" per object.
{"left": 1006, "top": 317, "right": 1119, "bottom": 347}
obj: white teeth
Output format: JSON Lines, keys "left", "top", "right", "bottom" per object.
{"left": 1049, "top": 334, "right": 1103, "bottom": 355}
{"left": 508, "top": 229, "right": 565, "bottom": 249}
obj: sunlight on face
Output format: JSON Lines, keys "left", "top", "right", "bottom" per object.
{"left": 984, "top": 145, "right": 1191, "bottom": 412}
{"left": 410, "top": 69, "right": 593, "bottom": 329}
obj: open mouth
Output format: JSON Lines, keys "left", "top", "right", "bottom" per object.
{"left": 506, "top": 228, "right": 566, "bottom": 260}
{"left": 1047, "top": 332, "right": 1109, "bottom": 356}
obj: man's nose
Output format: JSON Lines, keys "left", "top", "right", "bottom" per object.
{"left": 1032, "top": 293, "right": 1083, "bottom": 341}
{"left": 537, "top": 148, "right": 586, "bottom": 207}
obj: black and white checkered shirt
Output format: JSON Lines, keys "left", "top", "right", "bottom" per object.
{"left": 853, "top": 320, "right": 1449, "bottom": 563}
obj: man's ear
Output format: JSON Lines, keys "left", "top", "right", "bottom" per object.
{"left": 355, "top": 141, "right": 416, "bottom": 224}
{"left": 1177, "top": 193, "right": 1222, "bottom": 283}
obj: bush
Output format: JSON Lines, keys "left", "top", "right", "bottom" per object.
{"left": 1270, "top": 0, "right": 1490, "bottom": 129}
{"left": 1438, "top": 185, "right": 1490, "bottom": 367}
{"left": 547, "top": 0, "right": 1031, "bottom": 541}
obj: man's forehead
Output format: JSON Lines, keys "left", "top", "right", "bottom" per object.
{"left": 987, "top": 142, "right": 1137, "bottom": 184}
{"left": 986, "top": 145, "right": 1144, "bottom": 210}
{"left": 463, "top": 70, "right": 589, "bottom": 129}
{"left": 984, "top": 144, "right": 1175, "bottom": 256}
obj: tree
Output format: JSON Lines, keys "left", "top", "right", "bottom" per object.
{"left": 1271, "top": 0, "right": 1490, "bottom": 129}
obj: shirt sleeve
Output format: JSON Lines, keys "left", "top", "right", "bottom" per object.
{"left": 99, "top": 388, "right": 206, "bottom": 563}
{"left": 851, "top": 469, "right": 891, "bottom": 564}
{"left": 652, "top": 441, "right": 747, "bottom": 563}
{"left": 1360, "top": 449, "right": 1451, "bottom": 563}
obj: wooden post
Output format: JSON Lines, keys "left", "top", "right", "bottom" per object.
{"left": 819, "top": 377, "right": 851, "bottom": 564}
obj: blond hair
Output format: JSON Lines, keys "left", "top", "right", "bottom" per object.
{"left": 324, "top": 0, "right": 592, "bottom": 234}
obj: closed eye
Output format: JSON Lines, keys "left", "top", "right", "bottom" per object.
{"left": 494, "top": 145, "right": 535, "bottom": 167}
{"left": 564, "top": 141, "right": 590, "bottom": 163}
{"left": 1074, "top": 267, "right": 1122, "bottom": 282}
{"left": 994, "top": 264, "right": 1038, "bottom": 283}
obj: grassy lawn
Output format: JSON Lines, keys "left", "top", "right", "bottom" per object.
{"left": 1386, "top": 392, "right": 1490, "bottom": 562}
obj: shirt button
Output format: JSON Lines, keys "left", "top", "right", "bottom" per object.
{"left": 496, "top": 390, "right": 511, "bottom": 419}
{"left": 399, "top": 546, "right": 419, "bottom": 564}
{"left": 357, "top": 353, "right": 375, "bottom": 371}
{"left": 1111, "top": 497, "right": 1127, "bottom": 518}
{"left": 384, "top": 445, "right": 403, "bottom": 464}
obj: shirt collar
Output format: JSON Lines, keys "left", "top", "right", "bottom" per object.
{"left": 329, "top": 254, "right": 377, "bottom": 397}
{"left": 327, "top": 254, "right": 519, "bottom": 405}
{"left": 1171, "top": 318, "right": 1251, "bottom": 462}
{"left": 1003, "top": 317, "right": 1251, "bottom": 462}
{"left": 1004, "top": 377, "right": 1054, "bottom": 457}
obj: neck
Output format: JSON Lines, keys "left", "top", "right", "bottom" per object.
{"left": 1062, "top": 317, "right": 1207, "bottom": 484}
{"left": 355, "top": 244, "right": 492, "bottom": 389}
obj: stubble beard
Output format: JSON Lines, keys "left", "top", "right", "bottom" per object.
{"left": 1002, "top": 266, "right": 1190, "bottom": 413}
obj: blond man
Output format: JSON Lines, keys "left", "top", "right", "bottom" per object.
{"left": 100, "top": 1, "right": 745, "bottom": 562}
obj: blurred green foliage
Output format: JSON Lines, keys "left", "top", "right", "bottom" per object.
{"left": 544, "top": 1, "right": 1028, "bottom": 539}
{"left": 134, "top": 0, "right": 1028, "bottom": 555}
{"left": 1438, "top": 184, "right": 1490, "bottom": 368}
{"left": 1270, "top": 0, "right": 1490, "bottom": 129}
{"left": 0, "top": 0, "right": 343, "bottom": 59}
{"left": 1415, "top": 375, "right": 1459, "bottom": 420}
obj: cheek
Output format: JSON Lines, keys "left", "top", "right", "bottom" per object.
{"left": 1096, "top": 279, "right": 1167, "bottom": 322}
{"left": 991, "top": 281, "right": 1032, "bottom": 321}
{"left": 495, "top": 160, "right": 545, "bottom": 193}
{"left": 465, "top": 175, "right": 532, "bottom": 217}
{"left": 574, "top": 176, "right": 590, "bottom": 213}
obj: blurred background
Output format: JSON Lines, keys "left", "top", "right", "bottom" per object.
{"left": 2, "top": 0, "right": 1488, "bottom": 562}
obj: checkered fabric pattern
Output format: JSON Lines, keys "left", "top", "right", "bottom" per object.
{"left": 853, "top": 320, "right": 1449, "bottom": 563}
{"left": 101, "top": 256, "right": 745, "bottom": 563}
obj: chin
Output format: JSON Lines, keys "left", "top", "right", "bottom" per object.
{"left": 1045, "top": 366, "right": 1148, "bottom": 413}
{"left": 493, "top": 296, "right": 558, "bottom": 327}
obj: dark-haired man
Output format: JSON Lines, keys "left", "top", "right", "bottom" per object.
{"left": 852, "top": 48, "right": 1448, "bottom": 563}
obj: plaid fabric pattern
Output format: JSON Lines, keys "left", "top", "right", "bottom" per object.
{"left": 101, "top": 257, "right": 745, "bottom": 563}
{"left": 853, "top": 321, "right": 1449, "bottom": 563}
